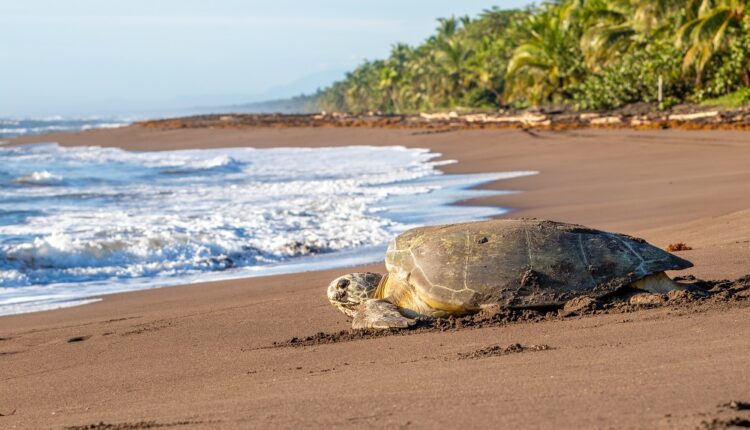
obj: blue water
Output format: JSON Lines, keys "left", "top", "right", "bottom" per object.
{"left": 0, "top": 117, "right": 131, "bottom": 139}
{"left": 0, "top": 143, "right": 536, "bottom": 315}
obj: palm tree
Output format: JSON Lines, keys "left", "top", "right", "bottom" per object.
{"left": 506, "top": 4, "right": 585, "bottom": 105}
{"left": 378, "top": 44, "right": 416, "bottom": 113}
{"left": 434, "top": 16, "right": 460, "bottom": 42}
{"left": 677, "top": 0, "right": 746, "bottom": 81}
{"left": 429, "top": 16, "right": 467, "bottom": 107}
{"left": 634, "top": 0, "right": 699, "bottom": 32}
{"left": 435, "top": 38, "right": 474, "bottom": 104}
{"left": 572, "top": 0, "right": 637, "bottom": 68}
{"left": 343, "top": 61, "right": 390, "bottom": 112}
{"left": 316, "top": 81, "right": 348, "bottom": 112}
{"left": 460, "top": 8, "right": 527, "bottom": 106}
{"left": 316, "top": 0, "right": 748, "bottom": 113}
{"left": 570, "top": 0, "right": 700, "bottom": 69}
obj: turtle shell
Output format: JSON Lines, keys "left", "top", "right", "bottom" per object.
{"left": 384, "top": 219, "right": 692, "bottom": 309}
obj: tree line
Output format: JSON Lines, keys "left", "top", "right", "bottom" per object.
{"left": 315, "top": 1, "right": 750, "bottom": 113}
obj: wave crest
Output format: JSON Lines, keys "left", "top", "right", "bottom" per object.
{"left": 0, "top": 143, "right": 536, "bottom": 316}
{"left": 160, "top": 156, "right": 245, "bottom": 175}
{"left": 11, "top": 170, "right": 64, "bottom": 185}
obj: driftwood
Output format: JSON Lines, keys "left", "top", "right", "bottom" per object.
{"left": 137, "top": 106, "right": 750, "bottom": 132}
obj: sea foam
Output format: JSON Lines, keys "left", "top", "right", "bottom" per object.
{"left": 0, "top": 117, "right": 130, "bottom": 138}
{"left": 0, "top": 143, "right": 536, "bottom": 315}
{"left": 11, "top": 170, "right": 64, "bottom": 185}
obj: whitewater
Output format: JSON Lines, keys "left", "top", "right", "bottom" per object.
{"left": 0, "top": 143, "right": 536, "bottom": 315}
{"left": 0, "top": 117, "right": 130, "bottom": 139}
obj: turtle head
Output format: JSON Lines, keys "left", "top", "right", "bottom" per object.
{"left": 327, "top": 272, "right": 384, "bottom": 317}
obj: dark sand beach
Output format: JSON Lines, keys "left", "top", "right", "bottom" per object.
{"left": 2, "top": 126, "right": 750, "bottom": 428}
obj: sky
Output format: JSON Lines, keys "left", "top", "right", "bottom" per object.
{"left": 0, "top": 1, "right": 531, "bottom": 117}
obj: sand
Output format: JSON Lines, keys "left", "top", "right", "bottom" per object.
{"left": 2, "top": 126, "right": 750, "bottom": 429}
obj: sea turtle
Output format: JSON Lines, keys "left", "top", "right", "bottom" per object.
{"left": 327, "top": 219, "right": 693, "bottom": 329}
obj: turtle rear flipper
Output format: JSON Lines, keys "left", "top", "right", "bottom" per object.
{"left": 630, "top": 272, "right": 710, "bottom": 297}
{"left": 352, "top": 299, "right": 416, "bottom": 330}
{"left": 630, "top": 272, "right": 685, "bottom": 294}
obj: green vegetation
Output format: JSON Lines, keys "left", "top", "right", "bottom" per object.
{"left": 700, "top": 87, "right": 750, "bottom": 107}
{"left": 316, "top": 1, "right": 750, "bottom": 113}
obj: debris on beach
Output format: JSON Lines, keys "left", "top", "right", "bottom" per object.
{"left": 64, "top": 420, "right": 200, "bottom": 430}
{"left": 698, "top": 401, "right": 750, "bottom": 430}
{"left": 663, "top": 400, "right": 750, "bottom": 429}
{"left": 723, "top": 401, "right": 750, "bottom": 411}
{"left": 136, "top": 106, "right": 750, "bottom": 133}
{"left": 457, "top": 343, "right": 551, "bottom": 360}
{"left": 666, "top": 243, "right": 693, "bottom": 251}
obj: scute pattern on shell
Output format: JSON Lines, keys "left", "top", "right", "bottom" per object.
{"left": 384, "top": 219, "right": 692, "bottom": 309}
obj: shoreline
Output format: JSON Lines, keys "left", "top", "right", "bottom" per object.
{"left": 2, "top": 126, "right": 750, "bottom": 428}
{"left": 0, "top": 139, "right": 534, "bottom": 317}
{"left": 6, "top": 126, "right": 750, "bottom": 311}
{"left": 11, "top": 125, "right": 750, "bottom": 233}
{"left": 4, "top": 105, "right": 750, "bottom": 144}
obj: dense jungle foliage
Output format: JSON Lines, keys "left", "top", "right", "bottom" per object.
{"left": 316, "top": 0, "right": 750, "bottom": 112}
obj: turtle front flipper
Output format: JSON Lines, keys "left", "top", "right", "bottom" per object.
{"left": 352, "top": 299, "right": 416, "bottom": 330}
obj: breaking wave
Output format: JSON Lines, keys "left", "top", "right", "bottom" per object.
{"left": 11, "top": 170, "right": 64, "bottom": 185}
{"left": 0, "top": 143, "right": 536, "bottom": 315}
{"left": 0, "top": 117, "right": 130, "bottom": 138}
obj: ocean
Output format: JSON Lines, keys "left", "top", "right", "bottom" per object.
{"left": 0, "top": 143, "right": 536, "bottom": 315}
{"left": 0, "top": 117, "right": 132, "bottom": 139}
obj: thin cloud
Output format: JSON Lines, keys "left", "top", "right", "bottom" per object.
{"left": 0, "top": 14, "right": 410, "bottom": 31}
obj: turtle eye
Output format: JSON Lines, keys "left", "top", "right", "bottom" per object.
{"left": 337, "top": 279, "right": 350, "bottom": 289}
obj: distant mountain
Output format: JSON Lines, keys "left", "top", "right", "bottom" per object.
{"left": 228, "top": 93, "right": 320, "bottom": 114}
{"left": 187, "top": 70, "right": 346, "bottom": 115}
{"left": 248, "top": 70, "right": 346, "bottom": 102}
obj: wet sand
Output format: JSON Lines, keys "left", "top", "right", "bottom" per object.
{"left": 2, "top": 126, "right": 750, "bottom": 429}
